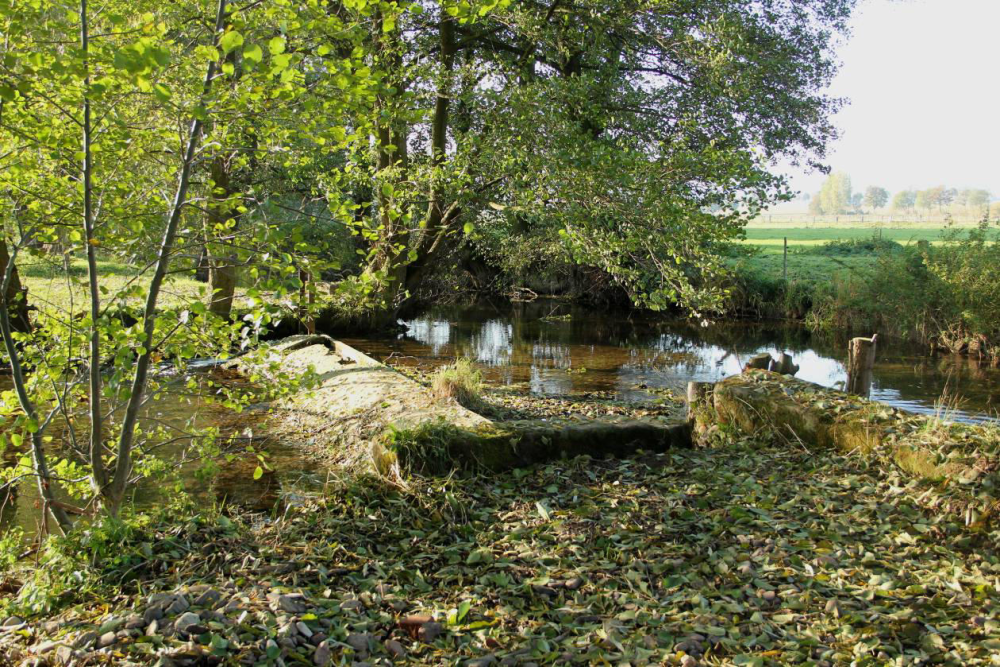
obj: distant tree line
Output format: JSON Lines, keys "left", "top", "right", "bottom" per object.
{"left": 808, "top": 173, "right": 993, "bottom": 216}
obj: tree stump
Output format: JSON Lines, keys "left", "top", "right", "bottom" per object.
{"left": 847, "top": 335, "right": 877, "bottom": 396}
{"left": 745, "top": 353, "right": 773, "bottom": 371}
{"left": 769, "top": 353, "right": 799, "bottom": 375}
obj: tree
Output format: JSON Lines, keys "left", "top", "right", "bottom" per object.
{"left": 863, "top": 186, "right": 889, "bottom": 210}
{"left": 813, "top": 173, "right": 853, "bottom": 214}
{"left": 0, "top": 0, "right": 372, "bottom": 529}
{"left": 343, "top": 0, "right": 859, "bottom": 317}
{"left": 850, "top": 192, "right": 864, "bottom": 211}
{"left": 892, "top": 190, "right": 916, "bottom": 210}
{"left": 966, "top": 189, "right": 990, "bottom": 211}
{"left": 917, "top": 186, "right": 945, "bottom": 210}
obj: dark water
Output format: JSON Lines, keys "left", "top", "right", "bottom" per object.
{"left": 345, "top": 301, "right": 1000, "bottom": 423}
{"left": 0, "top": 372, "right": 328, "bottom": 538}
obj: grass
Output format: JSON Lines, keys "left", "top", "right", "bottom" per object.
{"left": 18, "top": 256, "right": 256, "bottom": 318}
{"left": 431, "top": 358, "right": 484, "bottom": 410}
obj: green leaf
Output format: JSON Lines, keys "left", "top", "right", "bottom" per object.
{"left": 253, "top": 466, "right": 264, "bottom": 480}
{"left": 268, "top": 36, "right": 286, "bottom": 55}
{"left": 220, "top": 31, "right": 244, "bottom": 54}
{"left": 463, "top": 222, "right": 474, "bottom": 235}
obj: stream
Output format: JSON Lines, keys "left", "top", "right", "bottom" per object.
{"left": 3, "top": 300, "right": 998, "bottom": 539}
{"left": 346, "top": 300, "right": 1000, "bottom": 423}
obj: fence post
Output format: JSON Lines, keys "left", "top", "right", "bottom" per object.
{"left": 783, "top": 237, "right": 788, "bottom": 282}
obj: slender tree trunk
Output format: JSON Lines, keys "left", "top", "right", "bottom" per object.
{"left": 80, "top": 0, "right": 107, "bottom": 495}
{"left": 103, "top": 0, "right": 227, "bottom": 513}
{"left": 207, "top": 156, "right": 239, "bottom": 318}
{"left": 0, "top": 237, "right": 31, "bottom": 334}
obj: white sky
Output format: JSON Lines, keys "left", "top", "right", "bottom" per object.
{"left": 783, "top": 0, "right": 1000, "bottom": 199}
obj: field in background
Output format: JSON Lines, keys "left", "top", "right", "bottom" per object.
{"left": 738, "top": 220, "right": 962, "bottom": 285}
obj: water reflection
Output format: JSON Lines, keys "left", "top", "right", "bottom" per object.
{"left": 346, "top": 301, "right": 999, "bottom": 423}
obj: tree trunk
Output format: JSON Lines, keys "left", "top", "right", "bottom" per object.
{"left": 0, "top": 237, "right": 31, "bottom": 334}
{"left": 847, "top": 335, "right": 877, "bottom": 397}
{"left": 207, "top": 155, "right": 239, "bottom": 318}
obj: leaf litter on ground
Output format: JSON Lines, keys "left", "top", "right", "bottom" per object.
{"left": 3, "top": 431, "right": 1000, "bottom": 666}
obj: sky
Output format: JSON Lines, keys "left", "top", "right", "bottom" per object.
{"left": 781, "top": 0, "right": 1000, "bottom": 200}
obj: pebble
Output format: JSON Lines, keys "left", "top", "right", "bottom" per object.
{"left": 310, "top": 632, "right": 328, "bottom": 646}
{"left": 124, "top": 614, "right": 144, "bottom": 630}
{"left": 419, "top": 621, "right": 444, "bottom": 643}
{"left": 314, "top": 639, "right": 332, "bottom": 666}
{"left": 194, "top": 588, "right": 223, "bottom": 608}
{"left": 98, "top": 631, "right": 117, "bottom": 648}
{"left": 2, "top": 616, "right": 24, "bottom": 627}
{"left": 273, "top": 593, "right": 308, "bottom": 614}
{"left": 34, "top": 640, "right": 59, "bottom": 654}
{"left": 164, "top": 595, "right": 190, "bottom": 616}
{"left": 341, "top": 599, "right": 365, "bottom": 613}
{"left": 146, "top": 620, "right": 159, "bottom": 636}
{"left": 465, "top": 656, "right": 496, "bottom": 667}
{"left": 681, "top": 655, "right": 700, "bottom": 667}
{"left": 347, "top": 632, "right": 372, "bottom": 654}
{"left": 385, "top": 639, "right": 406, "bottom": 658}
{"left": 73, "top": 631, "right": 98, "bottom": 649}
{"left": 174, "top": 612, "right": 203, "bottom": 635}
{"left": 296, "top": 621, "right": 314, "bottom": 638}
{"left": 143, "top": 605, "right": 164, "bottom": 624}
{"left": 54, "top": 645, "right": 74, "bottom": 664}
{"left": 761, "top": 590, "right": 777, "bottom": 602}
{"left": 564, "top": 577, "right": 584, "bottom": 591}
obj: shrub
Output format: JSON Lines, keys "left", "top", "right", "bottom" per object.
{"left": 431, "top": 359, "right": 484, "bottom": 409}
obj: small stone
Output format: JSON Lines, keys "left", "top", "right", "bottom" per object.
{"left": 296, "top": 621, "right": 313, "bottom": 638}
{"left": 274, "top": 593, "right": 308, "bottom": 614}
{"left": 73, "top": 631, "right": 98, "bottom": 649}
{"left": 314, "top": 640, "right": 332, "bottom": 666}
{"left": 419, "top": 621, "right": 444, "bottom": 643}
{"left": 761, "top": 590, "right": 777, "bottom": 602}
{"left": 42, "top": 621, "right": 61, "bottom": 634}
{"left": 2, "top": 615, "right": 24, "bottom": 627}
{"left": 347, "top": 633, "right": 372, "bottom": 654}
{"left": 465, "top": 656, "right": 496, "bottom": 667}
{"left": 385, "top": 639, "right": 406, "bottom": 659}
{"left": 165, "top": 595, "right": 190, "bottom": 616}
{"left": 564, "top": 577, "right": 584, "bottom": 591}
{"left": 54, "top": 645, "right": 74, "bottom": 665}
{"left": 143, "top": 605, "right": 164, "bottom": 624}
{"left": 146, "top": 620, "right": 159, "bottom": 636}
{"left": 34, "top": 640, "right": 59, "bottom": 654}
{"left": 388, "top": 599, "right": 410, "bottom": 612}
{"left": 341, "top": 599, "right": 365, "bottom": 613}
{"left": 124, "top": 614, "right": 144, "bottom": 630}
{"left": 680, "top": 655, "right": 699, "bottom": 667}
{"left": 98, "top": 631, "right": 117, "bottom": 648}
{"left": 737, "top": 563, "right": 753, "bottom": 576}
{"left": 824, "top": 599, "right": 840, "bottom": 616}
{"left": 310, "top": 632, "right": 328, "bottom": 646}
{"left": 174, "top": 612, "right": 203, "bottom": 635}
{"left": 194, "top": 589, "right": 223, "bottom": 609}
{"left": 531, "top": 585, "right": 558, "bottom": 597}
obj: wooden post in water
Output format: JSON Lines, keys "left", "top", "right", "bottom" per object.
{"left": 847, "top": 334, "right": 877, "bottom": 397}
{"left": 783, "top": 237, "right": 788, "bottom": 282}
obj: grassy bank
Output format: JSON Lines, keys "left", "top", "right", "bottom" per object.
{"left": 728, "top": 221, "right": 1000, "bottom": 360}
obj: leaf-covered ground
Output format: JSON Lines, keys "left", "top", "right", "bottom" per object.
{"left": 3, "top": 435, "right": 999, "bottom": 666}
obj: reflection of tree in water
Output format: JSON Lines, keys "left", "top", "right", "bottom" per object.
{"left": 368, "top": 300, "right": 1000, "bottom": 419}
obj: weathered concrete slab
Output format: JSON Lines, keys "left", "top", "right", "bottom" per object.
{"left": 250, "top": 335, "right": 692, "bottom": 473}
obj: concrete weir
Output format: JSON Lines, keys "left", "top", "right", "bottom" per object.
{"left": 247, "top": 335, "right": 692, "bottom": 473}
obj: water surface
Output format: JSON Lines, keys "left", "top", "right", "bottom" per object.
{"left": 346, "top": 301, "right": 1000, "bottom": 423}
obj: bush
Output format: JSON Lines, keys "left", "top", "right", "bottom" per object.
{"left": 807, "top": 221, "right": 1000, "bottom": 361}
{"left": 431, "top": 359, "right": 483, "bottom": 409}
